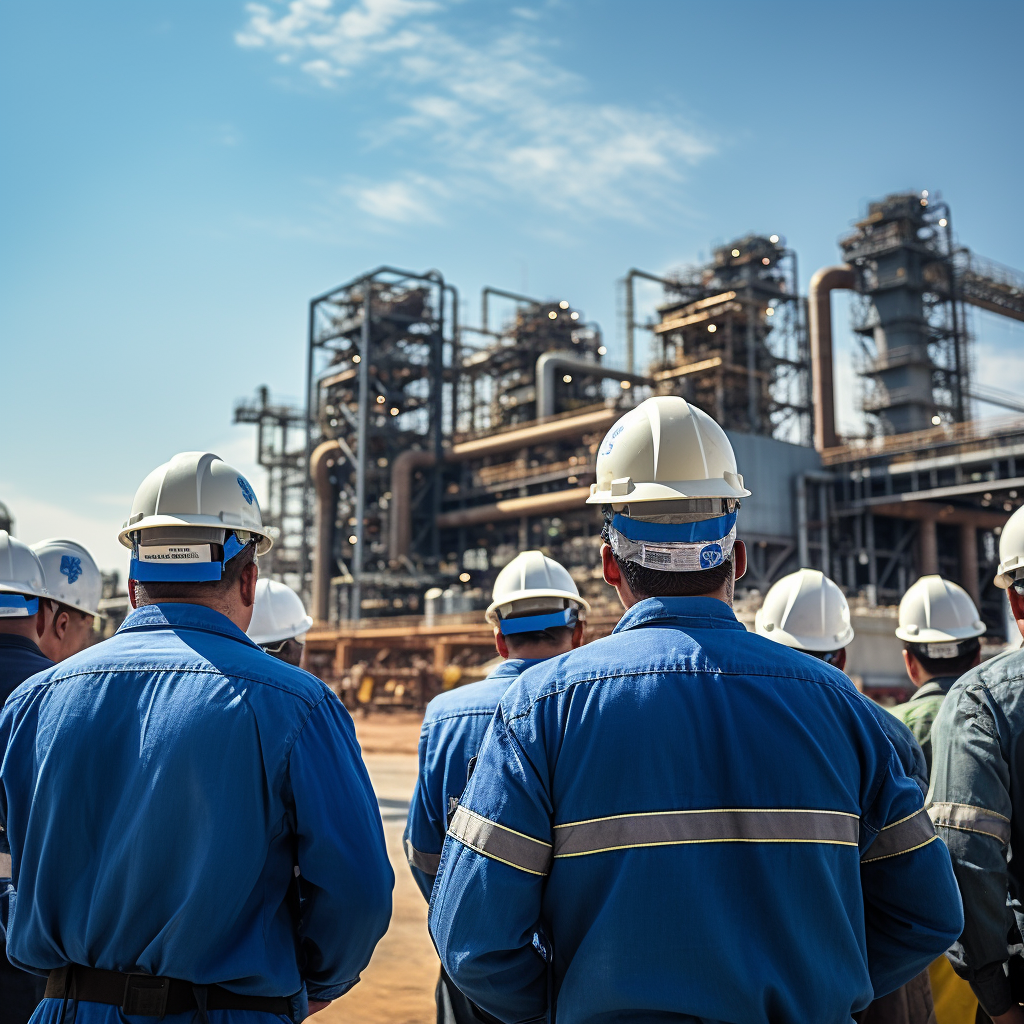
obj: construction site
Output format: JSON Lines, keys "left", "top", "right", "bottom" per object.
{"left": 232, "top": 189, "right": 1024, "bottom": 709}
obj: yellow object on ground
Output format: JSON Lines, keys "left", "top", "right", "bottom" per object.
{"left": 929, "top": 955, "right": 978, "bottom": 1024}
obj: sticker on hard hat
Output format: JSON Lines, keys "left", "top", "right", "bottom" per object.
{"left": 237, "top": 476, "right": 256, "bottom": 506}
{"left": 699, "top": 543, "right": 724, "bottom": 568}
{"left": 137, "top": 544, "right": 213, "bottom": 564}
{"left": 600, "top": 424, "right": 624, "bottom": 457}
{"left": 60, "top": 555, "right": 82, "bottom": 585}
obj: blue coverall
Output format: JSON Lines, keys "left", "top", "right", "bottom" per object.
{"left": 0, "top": 633, "right": 53, "bottom": 1024}
{"left": 429, "top": 597, "right": 964, "bottom": 1024}
{"left": 0, "top": 603, "right": 393, "bottom": 1024}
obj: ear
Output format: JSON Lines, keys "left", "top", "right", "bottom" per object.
{"left": 53, "top": 610, "right": 70, "bottom": 642}
{"left": 34, "top": 606, "right": 48, "bottom": 640}
{"left": 240, "top": 560, "right": 259, "bottom": 608}
{"left": 1010, "top": 587, "right": 1024, "bottom": 640}
{"left": 733, "top": 540, "right": 747, "bottom": 581}
{"left": 494, "top": 628, "right": 510, "bottom": 660}
{"left": 833, "top": 647, "right": 847, "bottom": 672}
{"left": 128, "top": 581, "right": 138, "bottom": 610}
{"left": 571, "top": 620, "right": 585, "bottom": 649}
{"left": 601, "top": 543, "right": 621, "bottom": 588}
{"left": 902, "top": 649, "right": 921, "bottom": 684}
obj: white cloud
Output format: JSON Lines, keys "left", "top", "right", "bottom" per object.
{"left": 236, "top": 1, "right": 714, "bottom": 223}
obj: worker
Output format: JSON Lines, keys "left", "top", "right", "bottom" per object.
{"left": 429, "top": 396, "right": 963, "bottom": 1024}
{"left": 755, "top": 567, "right": 928, "bottom": 792}
{"left": 0, "top": 452, "right": 393, "bottom": 1024}
{"left": 929, "top": 506, "right": 1024, "bottom": 1024}
{"left": 248, "top": 578, "right": 314, "bottom": 666}
{"left": 0, "top": 532, "right": 53, "bottom": 1024}
{"left": 31, "top": 538, "right": 105, "bottom": 662}
{"left": 757, "top": 568, "right": 941, "bottom": 1024}
{"left": 405, "top": 550, "right": 589, "bottom": 1024}
{"left": 892, "top": 574, "right": 986, "bottom": 773}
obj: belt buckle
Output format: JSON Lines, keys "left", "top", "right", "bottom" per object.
{"left": 122, "top": 974, "right": 170, "bottom": 1017}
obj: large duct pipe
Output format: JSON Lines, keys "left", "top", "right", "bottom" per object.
{"left": 807, "top": 265, "right": 856, "bottom": 452}
{"left": 437, "top": 487, "right": 592, "bottom": 529}
{"left": 388, "top": 406, "right": 621, "bottom": 561}
{"left": 535, "top": 352, "right": 651, "bottom": 420}
{"left": 310, "top": 439, "right": 341, "bottom": 623}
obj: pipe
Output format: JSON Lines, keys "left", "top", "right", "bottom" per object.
{"left": 310, "top": 440, "right": 341, "bottom": 623}
{"left": 534, "top": 352, "right": 651, "bottom": 419}
{"left": 388, "top": 406, "right": 621, "bottom": 560}
{"left": 622, "top": 268, "right": 678, "bottom": 376}
{"left": 437, "top": 487, "right": 592, "bottom": 529}
{"left": 795, "top": 471, "right": 835, "bottom": 573}
{"left": 481, "top": 286, "right": 540, "bottom": 335}
{"left": 807, "top": 265, "right": 856, "bottom": 452}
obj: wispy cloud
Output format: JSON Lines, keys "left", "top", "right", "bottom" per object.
{"left": 236, "top": 0, "right": 715, "bottom": 224}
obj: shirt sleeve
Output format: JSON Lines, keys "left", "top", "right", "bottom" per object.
{"left": 429, "top": 703, "right": 551, "bottom": 1024}
{"left": 859, "top": 734, "right": 964, "bottom": 999}
{"left": 288, "top": 695, "right": 394, "bottom": 1001}
{"left": 404, "top": 721, "right": 443, "bottom": 901}
{"left": 928, "top": 684, "right": 1015, "bottom": 1017}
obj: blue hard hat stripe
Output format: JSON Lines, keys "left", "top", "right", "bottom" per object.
{"left": 0, "top": 594, "right": 40, "bottom": 614}
{"left": 611, "top": 511, "right": 737, "bottom": 544}
{"left": 499, "top": 607, "right": 575, "bottom": 635}
{"left": 130, "top": 558, "right": 224, "bottom": 583}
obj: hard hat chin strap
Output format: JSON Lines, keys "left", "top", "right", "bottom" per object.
{"left": 130, "top": 533, "right": 249, "bottom": 583}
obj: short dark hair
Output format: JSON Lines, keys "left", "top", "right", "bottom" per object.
{"left": 613, "top": 553, "right": 734, "bottom": 601}
{"left": 904, "top": 638, "right": 981, "bottom": 678}
{"left": 503, "top": 624, "right": 575, "bottom": 655}
{"left": 49, "top": 600, "right": 92, "bottom": 622}
{"left": 134, "top": 542, "right": 257, "bottom": 606}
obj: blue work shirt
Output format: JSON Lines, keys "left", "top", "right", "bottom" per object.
{"left": 405, "top": 659, "right": 542, "bottom": 899}
{"left": 429, "top": 597, "right": 963, "bottom": 1024}
{"left": 0, "top": 603, "right": 393, "bottom": 1024}
{"left": 0, "top": 633, "right": 52, "bottom": 707}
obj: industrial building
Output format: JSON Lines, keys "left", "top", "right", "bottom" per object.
{"left": 235, "top": 190, "right": 1024, "bottom": 702}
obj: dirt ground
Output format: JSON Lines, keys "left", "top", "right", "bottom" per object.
{"left": 319, "top": 710, "right": 438, "bottom": 1024}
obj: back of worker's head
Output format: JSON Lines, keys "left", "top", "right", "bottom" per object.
{"left": 896, "top": 574, "right": 985, "bottom": 683}
{"left": 248, "top": 578, "right": 313, "bottom": 667}
{"left": 32, "top": 538, "right": 104, "bottom": 661}
{"left": 995, "top": 505, "right": 1024, "bottom": 639}
{"left": 0, "top": 531, "right": 52, "bottom": 641}
{"left": 755, "top": 568, "right": 854, "bottom": 668}
{"left": 589, "top": 397, "right": 749, "bottom": 604}
{"left": 486, "top": 551, "right": 589, "bottom": 659}
{"left": 119, "top": 453, "right": 271, "bottom": 629}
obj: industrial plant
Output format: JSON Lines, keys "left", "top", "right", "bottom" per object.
{"left": 234, "top": 190, "right": 1024, "bottom": 703}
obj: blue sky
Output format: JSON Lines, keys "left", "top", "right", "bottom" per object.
{"left": 3, "top": 0, "right": 1023, "bottom": 573}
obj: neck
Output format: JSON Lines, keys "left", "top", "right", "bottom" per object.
{"left": 0, "top": 618, "right": 41, "bottom": 641}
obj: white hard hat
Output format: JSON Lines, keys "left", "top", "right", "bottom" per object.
{"left": 31, "top": 539, "right": 104, "bottom": 619}
{"left": 896, "top": 575, "right": 986, "bottom": 643}
{"left": 755, "top": 568, "right": 855, "bottom": 652}
{"left": 587, "top": 396, "right": 749, "bottom": 508}
{"left": 0, "top": 531, "right": 51, "bottom": 617}
{"left": 248, "top": 579, "right": 314, "bottom": 646}
{"left": 995, "top": 506, "right": 1024, "bottom": 590}
{"left": 485, "top": 551, "right": 590, "bottom": 635}
{"left": 119, "top": 452, "right": 271, "bottom": 583}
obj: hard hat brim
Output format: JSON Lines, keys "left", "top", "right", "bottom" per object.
{"left": 587, "top": 479, "right": 751, "bottom": 505}
{"left": 754, "top": 614, "right": 855, "bottom": 653}
{"left": 895, "top": 624, "right": 987, "bottom": 643}
{"left": 0, "top": 581, "right": 52, "bottom": 603}
{"left": 118, "top": 514, "right": 273, "bottom": 554}
{"left": 485, "top": 588, "right": 591, "bottom": 626}
{"left": 250, "top": 614, "right": 314, "bottom": 646}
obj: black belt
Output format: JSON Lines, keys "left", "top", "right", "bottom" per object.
{"left": 45, "top": 964, "right": 292, "bottom": 1016}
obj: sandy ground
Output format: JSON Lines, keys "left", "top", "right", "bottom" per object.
{"left": 319, "top": 711, "right": 438, "bottom": 1024}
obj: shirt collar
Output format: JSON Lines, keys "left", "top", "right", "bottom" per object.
{"left": 0, "top": 633, "right": 49, "bottom": 658}
{"left": 612, "top": 596, "right": 747, "bottom": 634}
{"left": 911, "top": 676, "right": 959, "bottom": 701}
{"left": 117, "top": 603, "right": 261, "bottom": 649}
{"left": 494, "top": 658, "right": 546, "bottom": 679}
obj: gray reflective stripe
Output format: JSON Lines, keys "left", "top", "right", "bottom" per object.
{"left": 0, "top": 852, "right": 10, "bottom": 877}
{"left": 553, "top": 808, "right": 860, "bottom": 858}
{"left": 862, "top": 808, "right": 937, "bottom": 863}
{"left": 447, "top": 806, "right": 552, "bottom": 876}
{"left": 929, "top": 801, "right": 1011, "bottom": 845}
{"left": 403, "top": 837, "right": 441, "bottom": 875}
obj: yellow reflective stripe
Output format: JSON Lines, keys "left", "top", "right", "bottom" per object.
{"left": 928, "top": 801, "right": 1011, "bottom": 845}
{"left": 862, "top": 807, "right": 937, "bottom": 863}
{"left": 552, "top": 808, "right": 860, "bottom": 858}
{"left": 447, "top": 806, "right": 552, "bottom": 876}
{"left": 403, "top": 837, "right": 441, "bottom": 875}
